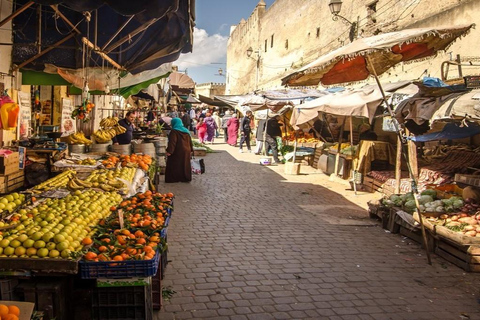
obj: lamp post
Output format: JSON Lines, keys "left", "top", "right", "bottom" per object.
{"left": 328, "top": 0, "right": 359, "bottom": 42}
{"left": 246, "top": 46, "right": 261, "bottom": 92}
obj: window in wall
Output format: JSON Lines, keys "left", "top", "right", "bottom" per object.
{"left": 265, "top": 39, "right": 268, "bottom": 52}
{"left": 285, "top": 39, "right": 288, "bottom": 50}
{"left": 316, "top": 27, "right": 320, "bottom": 38}
{"left": 271, "top": 34, "right": 274, "bottom": 48}
{"left": 367, "top": 1, "right": 378, "bottom": 23}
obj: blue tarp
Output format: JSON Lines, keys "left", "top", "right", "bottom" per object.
{"left": 410, "top": 122, "right": 480, "bottom": 142}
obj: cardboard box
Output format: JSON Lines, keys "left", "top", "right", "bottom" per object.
{"left": 0, "top": 169, "right": 24, "bottom": 193}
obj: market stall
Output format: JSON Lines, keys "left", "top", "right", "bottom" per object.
{"left": 0, "top": 148, "right": 174, "bottom": 318}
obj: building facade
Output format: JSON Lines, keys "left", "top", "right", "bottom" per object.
{"left": 195, "top": 82, "right": 226, "bottom": 98}
{"left": 226, "top": 0, "right": 480, "bottom": 95}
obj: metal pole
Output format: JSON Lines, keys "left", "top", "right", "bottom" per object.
{"left": 366, "top": 56, "right": 431, "bottom": 265}
{"left": 349, "top": 116, "right": 357, "bottom": 195}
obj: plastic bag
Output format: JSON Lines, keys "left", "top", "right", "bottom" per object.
{"left": 191, "top": 158, "right": 205, "bottom": 175}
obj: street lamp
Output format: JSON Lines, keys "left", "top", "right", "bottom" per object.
{"left": 246, "top": 46, "right": 261, "bottom": 91}
{"left": 328, "top": 0, "right": 358, "bottom": 42}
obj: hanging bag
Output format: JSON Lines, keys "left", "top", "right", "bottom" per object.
{"left": 191, "top": 157, "right": 205, "bottom": 175}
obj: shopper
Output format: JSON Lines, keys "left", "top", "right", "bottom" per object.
{"left": 196, "top": 117, "right": 207, "bottom": 143}
{"left": 165, "top": 118, "right": 194, "bottom": 183}
{"left": 239, "top": 110, "right": 253, "bottom": 152}
{"left": 221, "top": 110, "right": 232, "bottom": 143}
{"left": 265, "top": 116, "right": 283, "bottom": 164}
{"left": 112, "top": 111, "right": 135, "bottom": 145}
{"left": 254, "top": 118, "right": 267, "bottom": 155}
{"left": 204, "top": 113, "right": 218, "bottom": 144}
{"left": 226, "top": 114, "right": 239, "bottom": 146}
{"left": 212, "top": 111, "right": 222, "bottom": 138}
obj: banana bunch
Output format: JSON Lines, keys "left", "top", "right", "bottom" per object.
{"left": 100, "top": 117, "right": 119, "bottom": 128}
{"left": 113, "top": 124, "right": 126, "bottom": 135}
{"left": 79, "top": 158, "right": 96, "bottom": 166}
{"left": 34, "top": 170, "right": 77, "bottom": 191}
{"left": 66, "top": 132, "right": 92, "bottom": 145}
{"left": 93, "top": 128, "right": 117, "bottom": 143}
{"left": 67, "top": 177, "right": 93, "bottom": 191}
{"left": 98, "top": 179, "right": 126, "bottom": 192}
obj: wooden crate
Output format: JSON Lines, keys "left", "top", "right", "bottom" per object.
{"left": 311, "top": 148, "right": 323, "bottom": 169}
{"left": 361, "top": 176, "right": 395, "bottom": 196}
{"left": 434, "top": 238, "right": 480, "bottom": 272}
{"left": 0, "top": 169, "right": 24, "bottom": 193}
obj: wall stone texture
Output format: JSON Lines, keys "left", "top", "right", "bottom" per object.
{"left": 226, "top": 0, "right": 480, "bottom": 94}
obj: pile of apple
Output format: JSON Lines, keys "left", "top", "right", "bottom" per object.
{"left": 0, "top": 192, "right": 26, "bottom": 218}
{"left": 0, "top": 190, "right": 122, "bottom": 259}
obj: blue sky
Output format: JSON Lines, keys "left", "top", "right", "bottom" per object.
{"left": 176, "top": 0, "right": 275, "bottom": 85}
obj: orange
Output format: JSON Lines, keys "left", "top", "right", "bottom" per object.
{"left": 0, "top": 304, "right": 9, "bottom": 316}
{"left": 81, "top": 237, "right": 93, "bottom": 245}
{"left": 113, "top": 255, "right": 124, "bottom": 261}
{"left": 8, "top": 305, "right": 20, "bottom": 316}
{"left": 85, "top": 252, "right": 97, "bottom": 261}
{"left": 3, "top": 314, "right": 19, "bottom": 320}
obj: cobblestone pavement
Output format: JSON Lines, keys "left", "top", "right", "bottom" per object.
{"left": 156, "top": 143, "right": 480, "bottom": 320}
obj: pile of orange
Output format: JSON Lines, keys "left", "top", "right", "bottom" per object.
{"left": 101, "top": 154, "right": 152, "bottom": 171}
{"left": 0, "top": 304, "right": 20, "bottom": 320}
{"left": 83, "top": 191, "right": 174, "bottom": 262}
{"left": 120, "top": 154, "right": 152, "bottom": 171}
{"left": 101, "top": 156, "right": 120, "bottom": 168}
{"left": 83, "top": 229, "right": 162, "bottom": 262}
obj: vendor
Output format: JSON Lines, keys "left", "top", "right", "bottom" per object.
{"left": 113, "top": 111, "right": 135, "bottom": 145}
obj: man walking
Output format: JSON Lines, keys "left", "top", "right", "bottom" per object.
{"left": 221, "top": 110, "right": 232, "bottom": 143}
{"left": 239, "top": 110, "right": 253, "bottom": 153}
{"left": 265, "top": 116, "right": 282, "bottom": 164}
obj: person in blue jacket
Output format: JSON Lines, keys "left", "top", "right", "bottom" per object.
{"left": 113, "top": 111, "right": 135, "bottom": 145}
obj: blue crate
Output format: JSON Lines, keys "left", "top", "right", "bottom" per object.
{"left": 163, "top": 216, "right": 170, "bottom": 227}
{"left": 160, "top": 226, "right": 167, "bottom": 239}
{"left": 79, "top": 249, "right": 161, "bottom": 279}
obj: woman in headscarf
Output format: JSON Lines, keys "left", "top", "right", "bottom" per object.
{"left": 204, "top": 113, "right": 218, "bottom": 144}
{"left": 226, "top": 114, "right": 239, "bottom": 146}
{"left": 212, "top": 111, "right": 222, "bottom": 138}
{"left": 165, "top": 118, "right": 194, "bottom": 183}
{"left": 196, "top": 117, "right": 207, "bottom": 143}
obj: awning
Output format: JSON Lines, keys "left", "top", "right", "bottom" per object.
{"left": 290, "top": 87, "right": 384, "bottom": 129}
{"left": 411, "top": 122, "right": 480, "bottom": 141}
{"left": 11, "top": 0, "right": 194, "bottom": 74}
{"left": 198, "top": 95, "right": 232, "bottom": 107}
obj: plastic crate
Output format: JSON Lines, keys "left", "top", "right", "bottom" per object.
{"left": 151, "top": 267, "right": 162, "bottom": 310}
{"left": 163, "top": 216, "right": 170, "bottom": 227}
{"left": 79, "top": 250, "right": 161, "bottom": 279}
{"left": 0, "top": 278, "right": 18, "bottom": 300}
{"left": 92, "top": 284, "right": 153, "bottom": 320}
{"left": 160, "top": 226, "right": 167, "bottom": 239}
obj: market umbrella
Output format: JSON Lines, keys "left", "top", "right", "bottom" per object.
{"left": 283, "top": 24, "right": 475, "bottom": 264}
{"left": 282, "top": 24, "right": 474, "bottom": 87}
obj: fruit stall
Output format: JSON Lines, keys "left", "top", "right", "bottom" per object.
{"left": 0, "top": 147, "right": 174, "bottom": 319}
{"left": 369, "top": 182, "right": 480, "bottom": 272}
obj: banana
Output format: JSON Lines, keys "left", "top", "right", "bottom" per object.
{"left": 99, "top": 184, "right": 115, "bottom": 192}
{"left": 74, "top": 178, "right": 93, "bottom": 188}
{"left": 107, "top": 179, "right": 125, "bottom": 189}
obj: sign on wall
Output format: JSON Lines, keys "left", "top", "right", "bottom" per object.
{"left": 17, "top": 91, "right": 32, "bottom": 139}
{"left": 60, "top": 98, "right": 75, "bottom": 135}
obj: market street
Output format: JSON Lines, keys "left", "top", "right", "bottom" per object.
{"left": 156, "top": 143, "right": 480, "bottom": 320}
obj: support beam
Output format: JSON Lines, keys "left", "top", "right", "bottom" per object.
{"left": 103, "top": 18, "right": 160, "bottom": 54}
{"left": 0, "top": 1, "right": 34, "bottom": 28}
{"left": 12, "top": 33, "right": 76, "bottom": 71}
{"left": 50, "top": 5, "right": 124, "bottom": 70}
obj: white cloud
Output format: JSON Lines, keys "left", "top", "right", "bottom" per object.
{"left": 176, "top": 27, "right": 228, "bottom": 69}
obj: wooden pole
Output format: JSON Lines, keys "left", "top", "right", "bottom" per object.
{"left": 349, "top": 116, "right": 357, "bottom": 194}
{"left": 333, "top": 118, "right": 345, "bottom": 176}
{"left": 395, "top": 135, "right": 402, "bottom": 194}
{"left": 0, "top": 1, "right": 34, "bottom": 28}
{"left": 366, "top": 55, "right": 431, "bottom": 265}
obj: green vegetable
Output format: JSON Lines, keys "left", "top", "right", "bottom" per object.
{"left": 404, "top": 200, "right": 417, "bottom": 212}
{"left": 418, "top": 195, "right": 434, "bottom": 205}
{"left": 421, "top": 189, "right": 437, "bottom": 199}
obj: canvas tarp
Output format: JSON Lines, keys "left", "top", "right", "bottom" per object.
{"left": 290, "top": 88, "right": 384, "bottom": 129}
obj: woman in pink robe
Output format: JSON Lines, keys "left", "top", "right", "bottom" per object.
{"left": 226, "top": 114, "right": 239, "bottom": 146}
